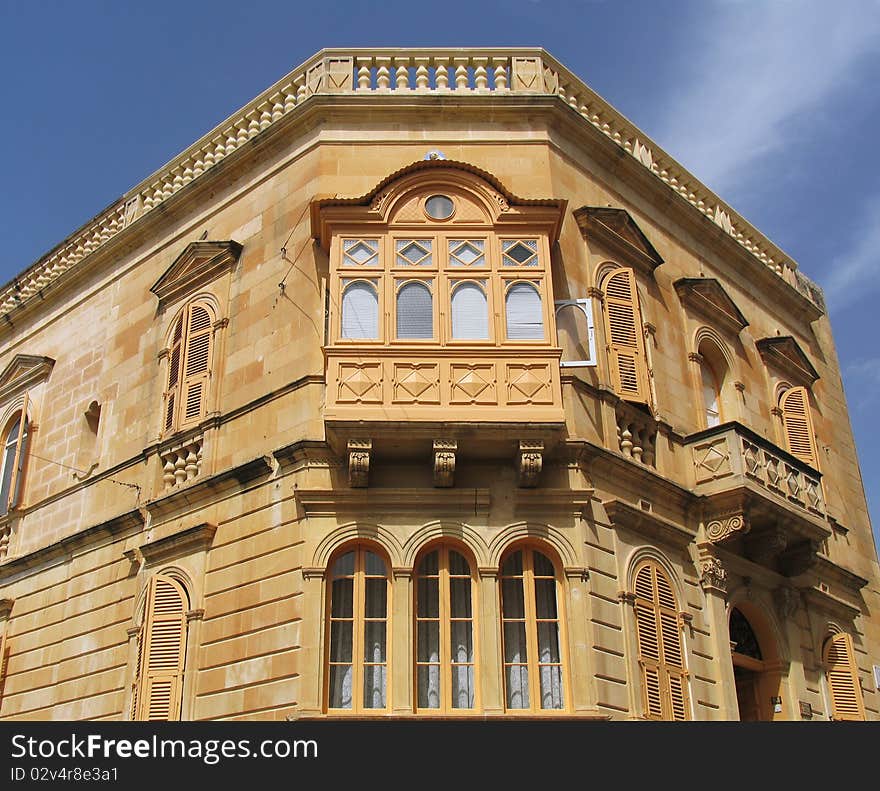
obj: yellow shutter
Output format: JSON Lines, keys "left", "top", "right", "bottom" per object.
{"left": 633, "top": 561, "right": 689, "bottom": 721}
{"left": 824, "top": 633, "right": 865, "bottom": 721}
{"left": 136, "top": 575, "right": 188, "bottom": 721}
{"left": 0, "top": 622, "right": 8, "bottom": 706}
{"left": 163, "top": 315, "right": 184, "bottom": 433}
{"left": 602, "top": 268, "right": 648, "bottom": 404}
{"left": 180, "top": 304, "right": 213, "bottom": 427}
{"left": 780, "top": 386, "right": 818, "bottom": 468}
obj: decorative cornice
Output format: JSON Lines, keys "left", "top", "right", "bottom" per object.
{"left": 573, "top": 206, "right": 663, "bottom": 275}
{"left": 294, "top": 487, "right": 491, "bottom": 515}
{"left": 150, "top": 240, "right": 242, "bottom": 310}
{"left": 0, "top": 48, "right": 822, "bottom": 323}
{"left": 0, "top": 509, "right": 144, "bottom": 583}
{"left": 139, "top": 523, "right": 217, "bottom": 566}
{"left": 0, "top": 355, "right": 55, "bottom": 404}
{"left": 674, "top": 277, "right": 749, "bottom": 335}
{"left": 602, "top": 498, "right": 695, "bottom": 548}
{"left": 755, "top": 336, "right": 820, "bottom": 385}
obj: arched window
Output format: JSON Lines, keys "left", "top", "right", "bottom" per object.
{"left": 779, "top": 386, "right": 819, "bottom": 468}
{"left": 600, "top": 267, "right": 648, "bottom": 404}
{"left": 131, "top": 574, "right": 189, "bottom": 721}
{"left": 414, "top": 545, "right": 476, "bottom": 711}
{"left": 326, "top": 546, "right": 389, "bottom": 712}
{"left": 500, "top": 546, "right": 565, "bottom": 711}
{"left": 555, "top": 300, "right": 596, "bottom": 367}
{"left": 396, "top": 281, "right": 433, "bottom": 339}
{"left": 341, "top": 282, "right": 379, "bottom": 340}
{"left": 505, "top": 282, "right": 544, "bottom": 340}
{"left": 163, "top": 301, "right": 215, "bottom": 434}
{"left": 823, "top": 632, "right": 865, "bottom": 720}
{"left": 450, "top": 282, "right": 489, "bottom": 340}
{"left": 632, "top": 560, "right": 689, "bottom": 720}
{"left": 0, "top": 410, "right": 30, "bottom": 517}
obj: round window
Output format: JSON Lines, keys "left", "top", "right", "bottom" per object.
{"left": 424, "top": 194, "right": 455, "bottom": 220}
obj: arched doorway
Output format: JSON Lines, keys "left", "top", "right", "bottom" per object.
{"left": 729, "top": 604, "right": 786, "bottom": 721}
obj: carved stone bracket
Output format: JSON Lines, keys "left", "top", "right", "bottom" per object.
{"left": 348, "top": 439, "right": 372, "bottom": 488}
{"left": 774, "top": 586, "right": 800, "bottom": 620}
{"left": 517, "top": 440, "right": 543, "bottom": 488}
{"left": 433, "top": 439, "right": 457, "bottom": 488}
{"left": 699, "top": 551, "right": 728, "bottom": 594}
{"left": 745, "top": 527, "right": 788, "bottom": 565}
{"left": 705, "top": 512, "right": 749, "bottom": 544}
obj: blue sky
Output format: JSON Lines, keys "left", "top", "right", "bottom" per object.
{"left": 1, "top": 0, "right": 878, "bottom": 548}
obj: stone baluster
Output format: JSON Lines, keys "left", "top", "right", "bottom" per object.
{"left": 414, "top": 57, "right": 430, "bottom": 91}
{"left": 357, "top": 58, "right": 372, "bottom": 90}
{"left": 492, "top": 57, "right": 508, "bottom": 90}
{"left": 631, "top": 425, "right": 644, "bottom": 464}
{"left": 473, "top": 57, "right": 488, "bottom": 90}
{"left": 454, "top": 58, "right": 469, "bottom": 91}
{"left": 434, "top": 57, "right": 450, "bottom": 90}
{"left": 620, "top": 422, "right": 633, "bottom": 458}
{"left": 376, "top": 58, "right": 391, "bottom": 90}
{"left": 394, "top": 56, "right": 411, "bottom": 90}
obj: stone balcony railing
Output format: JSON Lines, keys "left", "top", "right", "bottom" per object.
{"left": 687, "top": 421, "right": 826, "bottom": 520}
{"left": 2, "top": 48, "right": 823, "bottom": 321}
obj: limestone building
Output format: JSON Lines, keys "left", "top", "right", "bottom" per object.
{"left": 0, "top": 48, "right": 877, "bottom": 721}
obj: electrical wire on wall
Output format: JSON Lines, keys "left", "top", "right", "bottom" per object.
{"left": 28, "top": 452, "right": 142, "bottom": 502}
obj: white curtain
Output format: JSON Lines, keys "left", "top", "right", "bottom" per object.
{"left": 341, "top": 282, "right": 378, "bottom": 339}
{"left": 506, "top": 282, "right": 543, "bottom": 340}
{"left": 451, "top": 282, "right": 489, "bottom": 339}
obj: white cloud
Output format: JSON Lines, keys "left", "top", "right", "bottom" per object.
{"left": 822, "top": 197, "right": 880, "bottom": 310}
{"left": 653, "top": 1, "right": 880, "bottom": 195}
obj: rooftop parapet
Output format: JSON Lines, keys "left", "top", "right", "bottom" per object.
{"left": 0, "top": 48, "right": 824, "bottom": 320}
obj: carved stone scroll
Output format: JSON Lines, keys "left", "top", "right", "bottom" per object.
{"left": 705, "top": 513, "right": 749, "bottom": 544}
{"left": 348, "top": 439, "right": 372, "bottom": 488}
{"left": 699, "top": 554, "right": 728, "bottom": 594}
{"left": 433, "top": 439, "right": 457, "bottom": 488}
{"left": 517, "top": 440, "right": 544, "bottom": 488}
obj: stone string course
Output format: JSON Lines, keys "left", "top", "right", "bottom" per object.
{"left": 1, "top": 48, "right": 823, "bottom": 318}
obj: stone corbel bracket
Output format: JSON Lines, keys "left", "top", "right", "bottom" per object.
{"left": 433, "top": 439, "right": 457, "bottom": 488}
{"left": 705, "top": 511, "right": 749, "bottom": 545}
{"left": 517, "top": 440, "right": 544, "bottom": 488}
{"left": 697, "top": 545, "right": 728, "bottom": 594}
{"left": 348, "top": 439, "right": 372, "bottom": 488}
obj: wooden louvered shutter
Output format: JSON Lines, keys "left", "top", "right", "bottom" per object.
{"left": 163, "top": 314, "right": 184, "bottom": 432}
{"left": 633, "top": 562, "right": 689, "bottom": 721}
{"left": 780, "top": 386, "right": 818, "bottom": 468}
{"left": 602, "top": 268, "right": 648, "bottom": 404}
{"left": 137, "top": 575, "right": 188, "bottom": 721}
{"left": 180, "top": 304, "right": 213, "bottom": 428}
{"left": 825, "top": 633, "right": 865, "bottom": 721}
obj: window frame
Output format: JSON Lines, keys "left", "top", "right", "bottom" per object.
{"left": 554, "top": 299, "right": 597, "bottom": 367}
{"left": 339, "top": 278, "right": 383, "bottom": 343}
{"left": 413, "top": 543, "right": 481, "bottom": 714}
{"left": 499, "top": 544, "right": 569, "bottom": 714}
{"left": 324, "top": 544, "right": 392, "bottom": 714}
{"left": 0, "top": 403, "right": 29, "bottom": 517}
{"left": 393, "top": 278, "right": 436, "bottom": 343}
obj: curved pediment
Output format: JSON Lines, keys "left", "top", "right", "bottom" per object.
{"left": 311, "top": 159, "right": 566, "bottom": 249}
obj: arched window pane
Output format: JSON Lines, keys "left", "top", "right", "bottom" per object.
{"left": 506, "top": 283, "right": 544, "bottom": 340}
{"left": 415, "top": 547, "right": 475, "bottom": 711}
{"left": 451, "top": 283, "right": 489, "bottom": 339}
{"left": 701, "top": 363, "right": 721, "bottom": 427}
{"left": 396, "top": 282, "right": 433, "bottom": 339}
{"left": 557, "top": 303, "right": 591, "bottom": 363}
{"left": 341, "top": 282, "right": 379, "bottom": 339}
